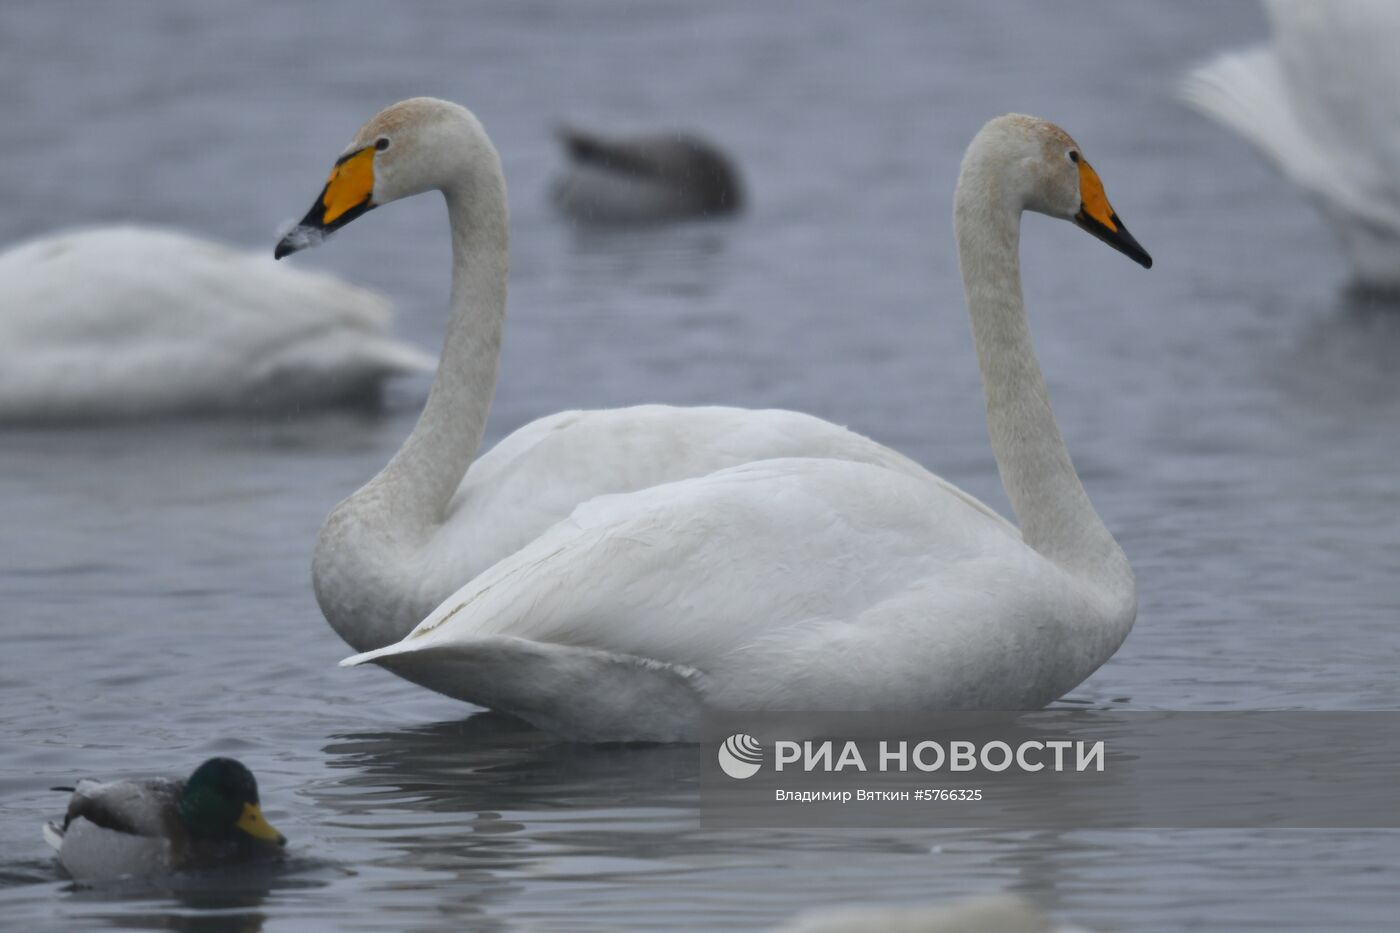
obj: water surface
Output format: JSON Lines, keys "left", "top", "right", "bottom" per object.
{"left": 4, "top": 2, "right": 1400, "bottom": 930}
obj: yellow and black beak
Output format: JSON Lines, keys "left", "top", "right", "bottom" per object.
{"left": 1073, "top": 158, "right": 1152, "bottom": 269}
{"left": 275, "top": 146, "right": 378, "bottom": 259}
{"left": 236, "top": 801, "right": 288, "bottom": 847}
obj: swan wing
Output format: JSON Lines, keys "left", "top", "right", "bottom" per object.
{"left": 1267, "top": 0, "right": 1400, "bottom": 199}
{"left": 425, "top": 405, "right": 1015, "bottom": 594}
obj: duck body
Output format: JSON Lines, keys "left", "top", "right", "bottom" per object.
{"left": 0, "top": 226, "right": 433, "bottom": 422}
{"left": 1182, "top": 0, "right": 1400, "bottom": 290}
{"left": 43, "top": 759, "right": 286, "bottom": 882}
{"left": 551, "top": 127, "right": 743, "bottom": 223}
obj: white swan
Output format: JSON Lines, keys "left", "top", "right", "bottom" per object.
{"left": 776, "top": 893, "right": 1087, "bottom": 933}
{"left": 0, "top": 226, "right": 433, "bottom": 421}
{"left": 1182, "top": 0, "right": 1400, "bottom": 290}
{"left": 275, "top": 98, "right": 936, "bottom": 654}
{"left": 551, "top": 126, "right": 743, "bottom": 222}
{"left": 341, "top": 113, "right": 1152, "bottom": 742}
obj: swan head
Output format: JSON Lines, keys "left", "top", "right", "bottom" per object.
{"left": 275, "top": 97, "right": 501, "bottom": 259}
{"left": 961, "top": 114, "right": 1151, "bottom": 268}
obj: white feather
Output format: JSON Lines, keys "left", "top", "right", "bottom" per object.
{"left": 0, "top": 225, "right": 433, "bottom": 421}
{"left": 1181, "top": 0, "right": 1400, "bottom": 288}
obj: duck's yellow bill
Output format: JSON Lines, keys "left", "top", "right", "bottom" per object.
{"left": 237, "top": 802, "right": 287, "bottom": 846}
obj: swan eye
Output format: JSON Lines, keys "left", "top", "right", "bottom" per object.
{"left": 1068, "top": 150, "right": 1080, "bottom": 164}
{"left": 375, "top": 137, "right": 391, "bottom": 152}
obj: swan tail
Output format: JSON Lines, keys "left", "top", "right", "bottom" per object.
{"left": 1179, "top": 47, "right": 1322, "bottom": 187}
{"left": 1182, "top": 17, "right": 1400, "bottom": 287}
{"left": 353, "top": 338, "right": 437, "bottom": 376}
{"left": 343, "top": 635, "right": 701, "bottom": 742}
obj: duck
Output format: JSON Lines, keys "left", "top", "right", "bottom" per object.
{"left": 275, "top": 97, "right": 934, "bottom": 654}
{"left": 550, "top": 125, "right": 743, "bottom": 223}
{"left": 340, "top": 113, "right": 1152, "bottom": 742}
{"left": 0, "top": 225, "right": 433, "bottom": 422}
{"left": 1181, "top": 0, "right": 1400, "bottom": 291}
{"left": 43, "top": 757, "right": 286, "bottom": 881}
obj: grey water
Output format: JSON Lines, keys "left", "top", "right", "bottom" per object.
{"left": 3, "top": 1, "right": 1399, "bottom": 930}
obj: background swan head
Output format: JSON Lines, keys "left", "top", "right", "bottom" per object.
{"left": 960, "top": 114, "right": 1152, "bottom": 269}
{"left": 276, "top": 97, "right": 503, "bottom": 259}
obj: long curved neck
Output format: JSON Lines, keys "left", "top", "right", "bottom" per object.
{"left": 953, "top": 170, "right": 1126, "bottom": 582}
{"left": 364, "top": 172, "right": 509, "bottom": 530}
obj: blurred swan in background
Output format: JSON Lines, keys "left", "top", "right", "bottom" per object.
{"left": 344, "top": 113, "right": 1151, "bottom": 742}
{"left": 551, "top": 125, "right": 743, "bottom": 222}
{"left": 0, "top": 226, "right": 433, "bottom": 422}
{"left": 1182, "top": 0, "right": 1400, "bottom": 291}
{"left": 276, "top": 98, "right": 932, "bottom": 655}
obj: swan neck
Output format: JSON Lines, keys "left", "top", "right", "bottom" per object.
{"left": 371, "top": 173, "right": 509, "bottom": 528}
{"left": 954, "top": 175, "right": 1124, "bottom": 576}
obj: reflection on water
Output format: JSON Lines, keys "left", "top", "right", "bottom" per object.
{"left": 1281, "top": 289, "right": 1400, "bottom": 413}
{"left": 50, "top": 858, "right": 342, "bottom": 933}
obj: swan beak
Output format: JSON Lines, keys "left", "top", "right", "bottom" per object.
{"left": 236, "top": 802, "right": 287, "bottom": 846}
{"left": 275, "top": 146, "right": 378, "bottom": 259}
{"left": 1073, "top": 159, "right": 1152, "bottom": 269}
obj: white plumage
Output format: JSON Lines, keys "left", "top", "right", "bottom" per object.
{"left": 1182, "top": 0, "right": 1400, "bottom": 289}
{"left": 0, "top": 226, "right": 433, "bottom": 421}
{"left": 338, "top": 110, "right": 1150, "bottom": 742}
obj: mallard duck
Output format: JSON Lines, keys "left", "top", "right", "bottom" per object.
{"left": 42, "top": 757, "right": 286, "bottom": 881}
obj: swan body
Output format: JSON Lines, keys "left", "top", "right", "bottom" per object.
{"left": 316, "top": 405, "right": 936, "bottom": 653}
{"left": 0, "top": 226, "right": 433, "bottom": 421}
{"left": 277, "top": 98, "right": 937, "bottom": 655}
{"left": 551, "top": 126, "right": 743, "bottom": 222}
{"left": 341, "top": 112, "right": 1151, "bottom": 742}
{"left": 1182, "top": 0, "right": 1400, "bottom": 289}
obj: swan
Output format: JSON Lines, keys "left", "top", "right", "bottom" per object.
{"left": 341, "top": 113, "right": 1152, "bottom": 742}
{"left": 776, "top": 893, "right": 1086, "bottom": 933}
{"left": 275, "top": 97, "right": 937, "bottom": 654}
{"left": 0, "top": 226, "right": 433, "bottom": 421}
{"left": 1182, "top": 0, "right": 1400, "bottom": 290}
{"left": 551, "top": 126, "right": 743, "bottom": 222}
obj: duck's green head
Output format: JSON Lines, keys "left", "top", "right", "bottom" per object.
{"left": 177, "top": 758, "right": 286, "bottom": 847}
